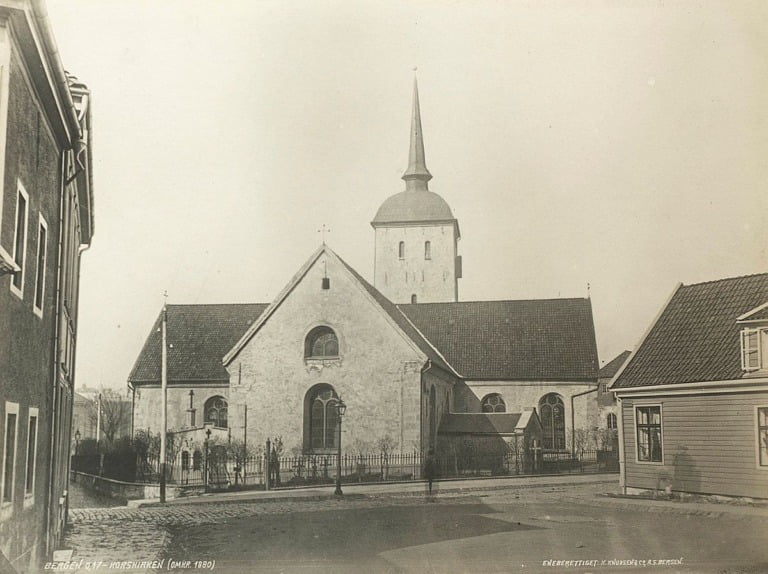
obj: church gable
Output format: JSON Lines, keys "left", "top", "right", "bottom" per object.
{"left": 224, "top": 246, "right": 435, "bottom": 367}
{"left": 225, "top": 246, "right": 434, "bottom": 454}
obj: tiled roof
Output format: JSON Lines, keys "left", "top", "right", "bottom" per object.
{"left": 613, "top": 273, "right": 768, "bottom": 389}
{"left": 399, "top": 299, "right": 598, "bottom": 381}
{"left": 599, "top": 350, "right": 631, "bottom": 379}
{"left": 129, "top": 304, "right": 268, "bottom": 385}
{"left": 439, "top": 413, "right": 523, "bottom": 434}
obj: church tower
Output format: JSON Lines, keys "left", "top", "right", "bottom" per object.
{"left": 371, "top": 79, "right": 461, "bottom": 304}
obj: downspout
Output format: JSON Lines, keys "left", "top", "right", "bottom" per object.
{"left": 570, "top": 386, "right": 598, "bottom": 456}
{"left": 46, "top": 148, "right": 67, "bottom": 556}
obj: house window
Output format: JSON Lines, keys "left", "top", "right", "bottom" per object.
{"left": 600, "top": 383, "right": 608, "bottom": 394}
{"left": 424, "top": 241, "right": 431, "bottom": 260}
{"left": 307, "top": 384, "right": 339, "bottom": 451}
{"left": 2, "top": 403, "right": 19, "bottom": 505}
{"left": 539, "top": 393, "right": 566, "bottom": 450}
{"left": 741, "top": 328, "right": 767, "bottom": 372}
{"left": 607, "top": 413, "right": 617, "bottom": 430}
{"left": 204, "top": 396, "right": 228, "bottom": 428}
{"left": 481, "top": 393, "right": 506, "bottom": 413}
{"left": 636, "top": 405, "right": 662, "bottom": 463}
{"left": 398, "top": 241, "right": 405, "bottom": 259}
{"left": 305, "top": 326, "right": 339, "bottom": 358}
{"left": 25, "top": 410, "right": 37, "bottom": 498}
{"left": 11, "top": 184, "right": 29, "bottom": 295}
{"left": 411, "top": 294, "right": 417, "bottom": 304}
{"left": 758, "top": 407, "right": 768, "bottom": 468}
{"left": 33, "top": 217, "right": 48, "bottom": 316}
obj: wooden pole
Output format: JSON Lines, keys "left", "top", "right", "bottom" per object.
{"left": 160, "top": 301, "right": 168, "bottom": 503}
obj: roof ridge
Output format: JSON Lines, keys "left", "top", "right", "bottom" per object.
{"left": 165, "top": 302, "right": 268, "bottom": 307}
{"left": 681, "top": 271, "right": 768, "bottom": 289}
{"left": 399, "top": 297, "right": 590, "bottom": 306}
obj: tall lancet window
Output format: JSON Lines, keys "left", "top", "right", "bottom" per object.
{"left": 424, "top": 241, "right": 431, "bottom": 260}
{"left": 398, "top": 241, "right": 405, "bottom": 260}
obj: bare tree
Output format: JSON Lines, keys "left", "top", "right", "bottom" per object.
{"left": 89, "top": 388, "right": 131, "bottom": 446}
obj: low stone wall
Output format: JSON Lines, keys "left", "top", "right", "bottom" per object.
{"left": 70, "top": 471, "right": 189, "bottom": 501}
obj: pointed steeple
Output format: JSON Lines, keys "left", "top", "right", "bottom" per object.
{"left": 402, "top": 76, "right": 432, "bottom": 190}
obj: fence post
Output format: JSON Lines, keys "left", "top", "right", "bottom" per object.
{"left": 265, "top": 438, "right": 271, "bottom": 491}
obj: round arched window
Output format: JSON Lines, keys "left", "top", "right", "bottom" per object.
{"left": 305, "top": 326, "right": 339, "bottom": 358}
{"left": 481, "top": 393, "right": 506, "bottom": 413}
{"left": 539, "top": 393, "right": 565, "bottom": 450}
{"left": 306, "top": 384, "right": 340, "bottom": 451}
{"left": 204, "top": 396, "right": 228, "bottom": 428}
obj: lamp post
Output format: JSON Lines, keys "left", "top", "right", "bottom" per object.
{"left": 334, "top": 397, "right": 347, "bottom": 496}
{"left": 74, "top": 429, "right": 81, "bottom": 455}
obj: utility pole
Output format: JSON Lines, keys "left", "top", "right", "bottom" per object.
{"left": 96, "top": 393, "right": 101, "bottom": 451}
{"left": 160, "top": 293, "right": 168, "bottom": 503}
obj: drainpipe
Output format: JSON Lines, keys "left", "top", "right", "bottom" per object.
{"left": 570, "top": 386, "right": 598, "bottom": 456}
{"left": 46, "top": 148, "right": 68, "bottom": 556}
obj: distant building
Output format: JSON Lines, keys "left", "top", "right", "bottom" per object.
{"left": 0, "top": 1, "right": 94, "bottom": 571}
{"left": 128, "top": 80, "right": 598, "bottom": 459}
{"left": 597, "top": 350, "right": 630, "bottom": 432}
{"left": 612, "top": 273, "right": 768, "bottom": 499}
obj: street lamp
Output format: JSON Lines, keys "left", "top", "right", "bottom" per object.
{"left": 334, "top": 397, "right": 347, "bottom": 496}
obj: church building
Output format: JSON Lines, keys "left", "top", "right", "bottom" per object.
{"left": 128, "top": 80, "right": 599, "bottom": 457}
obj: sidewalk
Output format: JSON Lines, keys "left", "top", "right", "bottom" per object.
{"left": 128, "top": 472, "right": 768, "bottom": 519}
{"left": 131, "top": 473, "right": 617, "bottom": 507}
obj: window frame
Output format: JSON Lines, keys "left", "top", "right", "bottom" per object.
{"left": 634, "top": 404, "right": 664, "bottom": 464}
{"left": 741, "top": 327, "right": 767, "bottom": 372}
{"left": 607, "top": 412, "right": 617, "bottom": 430}
{"left": 203, "top": 396, "right": 228, "bottom": 429}
{"left": 1, "top": 402, "right": 20, "bottom": 515}
{"left": 756, "top": 405, "right": 768, "bottom": 470}
{"left": 307, "top": 384, "right": 340, "bottom": 453}
{"left": 304, "top": 326, "right": 340, "bottom": 359}
{"left": 33, "top": 215, "right": 48, "bottom": 317}
{"left": 10, "top": 182, "right": 29, "bottom": 299}
{"left": 24, "top": 407, "right": 37, "bottom": 506}
{"left": 481, "top": 393, "right": 506, "bottom": 413}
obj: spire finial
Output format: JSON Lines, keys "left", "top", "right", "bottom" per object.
{"left": 402, "top": 75, "right": 432, "bottom": 190}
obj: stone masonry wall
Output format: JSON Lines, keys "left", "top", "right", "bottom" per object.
{"left": 374, "top": 224, "right": 458, "bottom": 304}
{"left": 228, "top": 252, "right": 428, "bottom": 455}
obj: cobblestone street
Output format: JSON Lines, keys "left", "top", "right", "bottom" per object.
{"left": 60, "top": 481, "right": 768, "bottom": 573}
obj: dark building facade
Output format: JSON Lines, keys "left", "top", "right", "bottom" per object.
{"left": 0, "top": 1, "right": 93, "bottom": 571}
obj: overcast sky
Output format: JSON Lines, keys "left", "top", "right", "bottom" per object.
{"left": 46, "top": 0, "right": 767, "bottom": 392}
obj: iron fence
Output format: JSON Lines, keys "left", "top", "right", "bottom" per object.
{"left": 72, "top": 447, "right": 618, "bottom": 491}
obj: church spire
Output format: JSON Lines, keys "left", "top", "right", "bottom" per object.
{"left": 402, "top": 76, "right": 432, "bottom": 191}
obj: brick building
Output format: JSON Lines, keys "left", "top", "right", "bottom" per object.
{"left": 129, "top": 80, "right": 598, "bottom": 458}
{"left": 0, "top": 1, "right": 94, "bottom": 571}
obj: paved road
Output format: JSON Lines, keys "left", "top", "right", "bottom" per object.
{"left": 61, "top": 482, "right": 768, "bottom": 574}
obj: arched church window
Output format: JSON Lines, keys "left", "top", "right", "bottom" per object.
{"left": 424, "top": 241, "right": 431, "bottom": 260}
{"left": 398, "top": 241, "right": 405, "bottom": 259}
{"left": 539, "top": 393, "right": 566, "bottom": 450}
{"left": 307, "top": 384, "right": 340, "bottom": 451}
{"left": 192, "top": 450, "right": 202, "bottom": 471}
{"left": 481, "top": 393, "right": 506, "bottom": 413}
{"left": 204, "top": 396, "right": 228, "bottom": 428}
{"left": 607, "top": 413, "right": 617, "bottom": 430}
{"left": 411, "top": 294, "right": 417, "bottom": 304}
{"left": 305, "top": 326, "right": 339, "bottom": 358}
